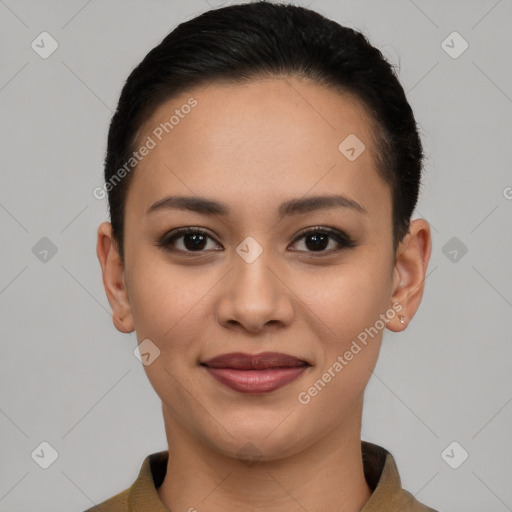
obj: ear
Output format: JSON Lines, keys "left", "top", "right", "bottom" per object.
{"left": 96, "top": 222, "right": 135, "bottom": 333}
{"left": 387, "top": 218, "right": 432, "bottom": 332}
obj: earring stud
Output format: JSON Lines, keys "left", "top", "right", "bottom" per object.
{"left": 399, "top": 315, "right": 406, "bottom": 324}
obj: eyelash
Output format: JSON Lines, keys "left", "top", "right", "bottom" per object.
{"left": 157, "top": 226, "right": 356, "bottom": 256}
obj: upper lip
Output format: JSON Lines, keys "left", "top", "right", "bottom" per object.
{"left": 201, "top": 352, "right": 310, "bottom": 369}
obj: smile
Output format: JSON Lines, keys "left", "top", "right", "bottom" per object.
{"left": 200, "top": 351, "right": 311, "bottom": 394}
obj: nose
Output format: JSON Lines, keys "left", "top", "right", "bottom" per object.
{"left": 215, "top": 247, "right": 294, "bottom": 334}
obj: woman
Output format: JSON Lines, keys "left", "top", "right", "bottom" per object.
{"left": 92, "top": 1, "right": 436, "bottom": 510}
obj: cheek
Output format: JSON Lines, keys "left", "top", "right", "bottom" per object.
{"left": 294, "top": 266, "right": 389, "bottom": 435}
{"left": 298, "top": 257, "right": 393, "bottom": 345}
{"left": 126, "top": 253, "right": 203, "bottom": 344}
{"left": 293, "top": 249, "right": 392, "bottom": 405}
{"left": 126, "top": 258, "right": 207, "bottom": 403}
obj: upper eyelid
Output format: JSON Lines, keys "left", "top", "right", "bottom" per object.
{"left": 165, "top": 226, "right": 345, "bottom": 239}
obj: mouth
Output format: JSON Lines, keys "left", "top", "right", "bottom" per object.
{"left": 200, "top": 351, "right": 311, "bottom": 394}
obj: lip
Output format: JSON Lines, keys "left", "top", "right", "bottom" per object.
{"left": 201, "top": 351, "right": 310, "bottom": 394}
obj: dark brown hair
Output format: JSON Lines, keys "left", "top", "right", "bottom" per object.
{"left": 104, "top": 0, "right": 424, "bottom": 262}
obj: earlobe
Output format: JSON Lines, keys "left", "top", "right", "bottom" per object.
{"left": 387, "top": 219, "right": 432, "bottom": 333}
{"left": 96, "top": 222, "right": 135, "bottom": 333}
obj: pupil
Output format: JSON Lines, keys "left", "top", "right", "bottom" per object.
{"left": 185, "top": 233, "right": 206, "bottom": 251}
{"left": 306, "top": 233, "right": 328, "bottom": 251}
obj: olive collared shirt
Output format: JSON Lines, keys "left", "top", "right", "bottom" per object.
{"left": 84, "top": 441, "right": 438, "bottom": 511}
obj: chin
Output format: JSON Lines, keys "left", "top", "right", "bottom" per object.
{"left": 202, "top": 417, "right": 311, "bottom": 463}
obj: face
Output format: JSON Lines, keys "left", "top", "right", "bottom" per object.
{"left": 100, "top": 77, "right": 424, "bottom": 461}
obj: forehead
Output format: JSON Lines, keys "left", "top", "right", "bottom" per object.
{"left": 127, "top": 77, "right": 389, "bottom": 218}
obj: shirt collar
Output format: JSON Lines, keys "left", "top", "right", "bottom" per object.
{"left": 128, "top": 441, "right": 432, "bottom": 511}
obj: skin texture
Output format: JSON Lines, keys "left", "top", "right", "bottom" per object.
{"left": 97, "top": 77, "right": 431, "bottom": 511}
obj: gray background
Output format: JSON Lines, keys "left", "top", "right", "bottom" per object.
{"left": 1, "top": 0, "right": 511, "bottom": 510}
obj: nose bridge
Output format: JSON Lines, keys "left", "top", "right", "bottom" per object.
{"left": 216, "top": 238, "right": 293, "bottom": 331}
{"left": 232, "top": 239, "right": 279, "bottom": 305}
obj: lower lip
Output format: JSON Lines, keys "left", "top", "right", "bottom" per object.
{"left": 203, "top": 366, "right": 309, "bottom": 393}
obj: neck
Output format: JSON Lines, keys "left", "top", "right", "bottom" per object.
{"left": 157, "top": 404, "right": 372, "bottom": 512}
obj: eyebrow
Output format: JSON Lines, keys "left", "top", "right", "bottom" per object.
{"left": 146, "top": 194, "right": 367, "bottom": 217}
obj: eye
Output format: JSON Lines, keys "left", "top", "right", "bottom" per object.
{"left": 157, "top": 226, "right": 356, "bottom": 256}
{"left": 158, "top": 227, "right": 221, "bottom": 254}
{"left": 290, "top": 227, "right": 356, "bottom": 254}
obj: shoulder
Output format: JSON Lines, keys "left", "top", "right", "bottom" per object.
{"left": 81, "top": 450, "right": 168, "bottom": 512}
{"left": 82, "top": 487, "right": 130, "bottom": 512}
{"left": 397, "top": 488, "right": 439, "bottom": 512}
{"left": 361, "top": 441, "right": 439, "bottom": 512}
